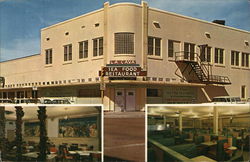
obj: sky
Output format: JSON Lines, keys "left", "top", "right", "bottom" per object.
{"left": 0, "top": 0, "right": 249, "bottom": 61}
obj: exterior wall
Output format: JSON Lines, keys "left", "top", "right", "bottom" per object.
{"left": 147, "top": 8, "right": 250, "bottom": 98}
{"left": 41, "top": 8, "right": 105, "bottom": 83}
{"left": 0, "top": 55, "right": 42, "bottom": 87}
{"left": 106, "top": 3, "right": 143, "bottom": 65}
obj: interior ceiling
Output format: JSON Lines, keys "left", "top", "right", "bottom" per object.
{"left": 148, "top": 103, "right": 250, "bottom": 118}
{"left": 4, "top": 105, "right": 101, "bottom": 120}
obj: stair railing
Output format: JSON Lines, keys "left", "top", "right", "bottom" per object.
{"left": 175, "top": 51, "right": 212, "bottom": 81}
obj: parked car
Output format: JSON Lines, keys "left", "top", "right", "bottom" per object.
{"left": 40, "top": 98, "right": 71, "bottom": 104}
{"left": 0, "top": 99, "right": 13, "bottom": 104}
{"left": 212, "top": 96, "right": 242, "bottom": 103}
{"left": 14, "top": 98, "right": 41, "bottom": 104}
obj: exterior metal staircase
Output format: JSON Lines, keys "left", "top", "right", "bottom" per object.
{"left": 174, "top": 51, "right": 231, "bottom": 85}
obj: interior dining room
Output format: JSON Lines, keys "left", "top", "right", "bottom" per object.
{"left": 147, "top": 103, "right": 250, "bottom": 162}
{"left": 0, "top": 105, "right": 102, "bottom": 162}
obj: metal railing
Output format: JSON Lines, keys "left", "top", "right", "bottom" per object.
{"left": 175, "top": 51, "right": 212, "bottom": 81}
{"left": 208, "top": 75, "right": 231, "bottom": 84}
{"left": 174, "top": 51, "right": 231, "bottom": 84}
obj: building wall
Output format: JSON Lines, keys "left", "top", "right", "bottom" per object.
{"left": 0, "top": 55, "right": 42, "bottom": 87}
{"left": 147, "top": 8, "right": 250, "bottom": 98}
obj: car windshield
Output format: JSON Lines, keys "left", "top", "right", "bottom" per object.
{"left": 0, "top": 100, "right": 12, "bottom": 103}
{"left": 43, "top": 99, "right": 52, "bottom": 104}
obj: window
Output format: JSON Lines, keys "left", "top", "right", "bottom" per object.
{"left": 184, "top": 43, "right": 195, "bottom": 60}
{"left": 115, "top": 33, "right": 134, "bottom": 54}
{"left": 231, "top": 50, "right": 240, "bottom": 66}
{"left": 79, "top": 40, "right": 88, "bottom": 59}
{"left": 214, "top": 48, "right": 224, "bottom": 64}
{"left": 241, "top": 85, "right": 246, "bottom": 99}
{"left": 64, "top": 44, "right": 72, "bottom": 61}
{"left": 78, "top": 89, "right": 101, "bottom": 97}
{"left": 148, "top": 36, "right": 161, "bottom": 56}
{"left": 168, "top": 40, "right": 180, "bottom": 58}
{"left": 93, "top": 37, "right": 103, "bottom": 57}
{"left": 200, "top": 46, "right": 212, "bottom": 63}
{"left": 45, "top": 49, "right": 52, "bottom": 64}
{"left": 147, "top": 88, "right": 162, "bottom": 97}
{"left": 242, "top": 52, "right": 249, "bottom": 67}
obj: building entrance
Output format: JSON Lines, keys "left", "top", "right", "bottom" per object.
{"left": 114, "top": 89, "right": 136, "bottom": 112}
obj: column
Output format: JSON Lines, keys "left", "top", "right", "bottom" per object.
{"left": 142, "top": 1, "right": 148, "bottom": 70}
{"left": 163, "top": 115, "right": 166, "bottom": 127}
{"left": 96, "top": 107, "right": 102, "bottom": 151}
{"left": 213, "top": 106, "right": 219, "bottom": 135}
{"left": 179, "top": 112, "right": 182, "bottom": 133}
{"left": 103, "top": 1, "right": 109, "bottom": 65}
{"left": 15, "top": 106, "right": 24, "bottom": 161}
{"left": 37, "top": 106, "right": 48, "bottom": 161}
{"left": 219, "top": 118, "right": 223, "bottom": 132}
{"left": 0, "top": 106, "right": 5, "bottom": 159}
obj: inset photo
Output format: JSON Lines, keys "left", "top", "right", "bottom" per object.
{"left": 0, "top": 105, "right": 102, "bottom": 162}
{"left": 147, "top": 104, "right": 250, "bottom": 162}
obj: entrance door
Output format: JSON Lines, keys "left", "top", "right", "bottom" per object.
{"left": 115, "top": 89, "right": 125, "bottom": 112}
{"left": 125, "top": 89, "right": 136, "bottom": 111}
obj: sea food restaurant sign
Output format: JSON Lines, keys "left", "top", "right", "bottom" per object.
{"left": 99, "top": 60, "right": 147, "bottom": 77}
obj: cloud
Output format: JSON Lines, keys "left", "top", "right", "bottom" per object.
{"left": 0, "top": 38, "right": 40, "bottom": 61}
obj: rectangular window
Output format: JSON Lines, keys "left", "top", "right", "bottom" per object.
{"left": 214, "top": 48, "right": 224, "bottom": 64}
{"left": 115, "top": 33, "right": 134, "bottom": 54}
{"left": 200, "top": 46, "right": 212, "bottom": 63}
{"left": 78, "top": 89, "right": 101, "bottom": 97}
{"left": 79, "top": 40, "right": 88, "bottom": 59}
{"left": 45, "top": 49, "right": 52, "bottom": 64}
{"left": 147, "top": 88, "right": 162, "bottom": 97}
{"left": 64, "top": 44, "right": 72, "bottom": 61}
{"left": 93, "top": 37, "right": 103, "bottom": 57}
{"left": 241, "top": 85, "right": 246, "bottom": 99}
{"left": 242, "top": 52, "right": 249, "bottom": 67}
{"left": 168, "top": 40, "right": 174, "bottom": 57}
{"left": 231, "top": 50, "right": 240, "bottom": 66}
{"left": 168, "top": 40, "right": 181, "bottom": 58}
{"left": 148, "top": 36, "right": 161, "bottom": 56}
{"left": 148, "top": 37, "right": 154, "bottom": 55}
{"left": 184, "top": 42, "right": 195, "bottom": 60}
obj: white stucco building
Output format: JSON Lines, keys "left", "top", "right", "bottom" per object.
{"left": 0, "top": 2, "right": 249, "bottom": 111}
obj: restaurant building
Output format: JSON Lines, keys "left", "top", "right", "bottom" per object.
{"left": 0, "top": 1, "right": 249, "bottom": 111}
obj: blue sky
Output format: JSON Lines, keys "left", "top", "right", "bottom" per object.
{"left": 0, "top": 0, "right": 249, "bottom": 61}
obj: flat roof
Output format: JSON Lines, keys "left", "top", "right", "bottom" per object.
{"left": 0, "top": 54, "right": 40, "bottom": 63}
{"left": 42, "top": 2, "right": 250, "bottom": 34}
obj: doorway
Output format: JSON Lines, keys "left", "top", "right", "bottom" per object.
{"left": 114, "top": 89, "right": 136, "bottom": 112}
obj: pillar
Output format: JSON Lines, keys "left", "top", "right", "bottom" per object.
{"left": 15, "top": 106, "right": 24, "bottom": 161}
{"left": 96, "top": 107, "right": 102, "bottom": 151}
{"left": 163, "top": 115, "right": 166, "bottom": 127}
{"left": 103, "top": 1, "right": 109, "bottom": 65}
{"left": 142, "top": 1, "right": 148, "bottom": 70}
{"left": 0, "top": 106, "right": 5, "bottom": 159}
{"left": 219, "top": 118, "right": 223, "bottom": 132}
{"left": 213, "top": 106, "right": 219, "bottom": 135}
{"left": 179, "top": 112, "right": 182, "bottom": 133}
{"left": 37, "top": 106, "right": 48, "bottom": 161}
